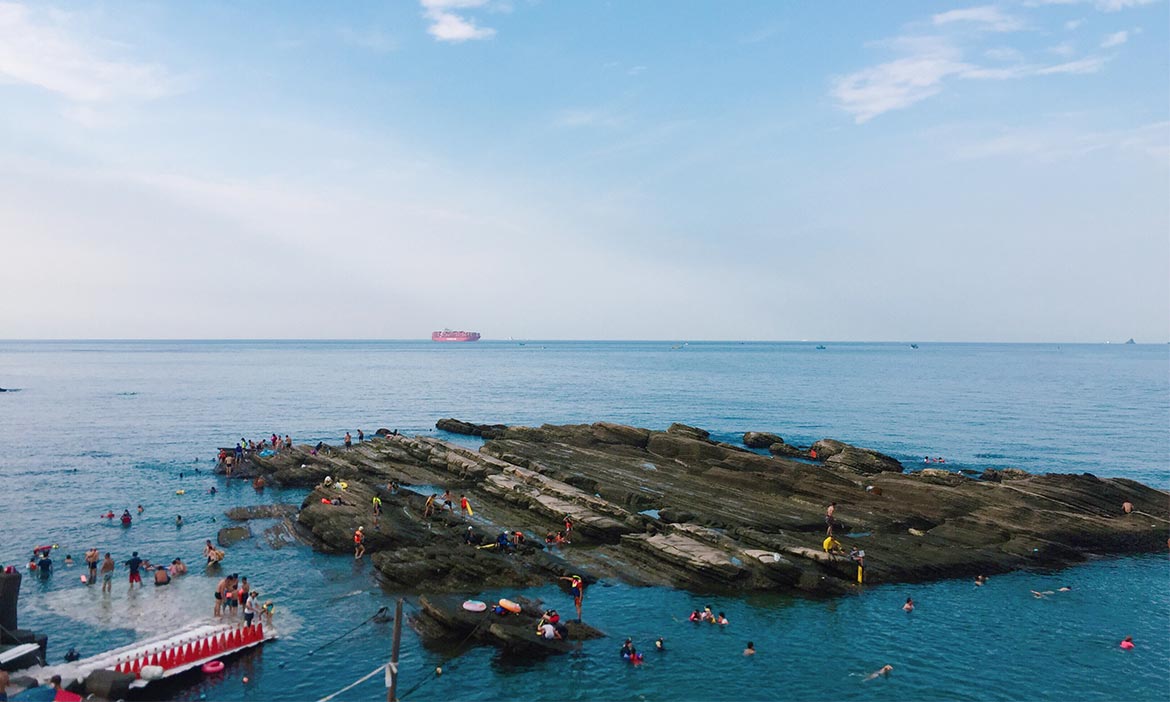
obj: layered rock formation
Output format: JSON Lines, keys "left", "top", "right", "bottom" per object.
{"left": 223, "top": 421, "right": 1169, "bottom": 597}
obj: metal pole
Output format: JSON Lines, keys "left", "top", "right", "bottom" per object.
{"left": 387, "top": 598, "right": 404, "bottom": 702}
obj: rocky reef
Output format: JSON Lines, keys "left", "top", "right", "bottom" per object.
{"left": 220, "top": 421, "right": 1169, "bottom": 598}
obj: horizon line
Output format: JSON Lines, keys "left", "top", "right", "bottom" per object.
{"left": 0, "top": 338, "right": 1163, "bottom": 345}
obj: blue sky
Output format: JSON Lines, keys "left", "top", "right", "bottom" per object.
{"left": 0, "top": 0, "right": 1166, "bottom": 341}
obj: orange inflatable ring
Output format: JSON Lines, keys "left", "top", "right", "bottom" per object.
{"left": 498, "top": 598, "right": 521, "bottom": 614}
{"left": 202, "top": 660, "right": 225, "bottom": 674}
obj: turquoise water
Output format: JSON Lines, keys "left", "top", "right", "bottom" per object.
{"left": 0, "top": 341, "right": 1167, "bottom": 701}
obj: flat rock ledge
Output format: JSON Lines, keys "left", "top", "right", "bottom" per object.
{"left": 221, "top": 420, "right": 1169, "bottom": 597}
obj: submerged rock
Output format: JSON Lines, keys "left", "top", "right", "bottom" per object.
{"left": 217, "top": 525, "right": 252, "bottom": 547}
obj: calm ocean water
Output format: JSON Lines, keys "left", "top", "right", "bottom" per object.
{"left": 0, "top": 340, "right": 1167, "bottom": 701}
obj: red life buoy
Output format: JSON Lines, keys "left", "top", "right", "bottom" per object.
{"left": 202, "top": 660, "right": 225, "bottom": 674}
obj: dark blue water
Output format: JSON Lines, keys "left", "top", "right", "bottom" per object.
{"left": 1, "top": 341, "right": 1167, "bottom": 701}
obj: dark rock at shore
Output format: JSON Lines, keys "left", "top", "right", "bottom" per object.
{"left": 217, "top": 525, "right": 252, "bottom": 547}
{"left": 981, "top": 467, "right": 1030, "bottom": 482}
{"left": 232, "top": 421, "right": 1169, "bottom": 599}
{"left": 436, "top": 418, "right": 509, "bottom": 439}
{"left": 812, "top": 438, "right": 904, "bottom": 474}
{"left": 743, "top": 432, "right": 783, "bottom": 448}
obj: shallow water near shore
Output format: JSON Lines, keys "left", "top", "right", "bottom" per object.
{"left": 0, "top": 340, "right": 1167, "bottom": 701}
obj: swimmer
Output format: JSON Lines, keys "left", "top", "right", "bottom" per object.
{"left": 903, "top": 597, "right": 914, "bottom": 612}
{"left": 1031, "top": 590, "right": 1054, "bottom": 598}
{"left": 744, "top": 641, "right": 755, "bottom": 656}
{"left": 137, "top": 504, "right": 144, "bottom": 514}
{"left": 1120, "top": 636, "right": 1134, "bottom": 650}
{"left": 975, "top": 574, "right": 987, "bottom": 586}
{"left": 865, "top": 664, "right": 894, "bottom": 681}
{"left": 175, "top": 515, "right": 183, "bottom": 528}
{"left": 655, "top": 637, "right": 665, "bottom": 651}
{"left": 717, "top": 612, "right": 729, "bottom": 625}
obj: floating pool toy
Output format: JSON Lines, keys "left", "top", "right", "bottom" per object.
{"left": 498, "top": 598, "right": 521, "bottom": 614}
{"left": 202, "top": 660, "right": 224, "bottom": 674}
{"left": 462, "top": 600, "right": 487, "bottom": 612}
{"left": 176, "top": 489, "right": 186, "bottom": 495}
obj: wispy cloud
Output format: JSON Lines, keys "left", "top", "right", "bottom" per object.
{"left": 832, "top": 49, "right": 971, "bottom": 123}
{"left": 0, "top": 1, "right": 174, "bottom": 102}
{"left": 1100, "top": 30, "right": 1129, "bottom": 47}
{"left": 1094, "top": 0, "right": 1156, "bottom": 11}
{"left": 1035, "top": 55, "right": 1109, "bottom": 73}
{"left": 932, "top": 6, "right": 1025, "bottom": 31}
{"left": 1027, "top": 0, "right": 1156, "bottom": 10}
{"left": 833, "top": 37, "right": 1111, "bottom": 122}
{"left": 420, "top": 0, "right": 496, "bottom": 43}
{"left": 1064, "top": 18, "right": 1085, "bottom": 30}
{"left": 554, "top": 108, "right": 625, "bottom": 128}
{"left": 948, "top": 120, "right": 1170, "bottom": 161}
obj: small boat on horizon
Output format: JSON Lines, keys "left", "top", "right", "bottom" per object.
{"left": 910, "top": 344, "right": 919, "bottom": 349}
{"left": 815, "top": 345, "right": 827, "bottom": 350}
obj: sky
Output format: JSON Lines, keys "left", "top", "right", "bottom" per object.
{"left": 0, "top": 0, "right": 1166, "bottom": 342}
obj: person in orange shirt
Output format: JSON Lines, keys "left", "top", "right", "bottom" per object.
{"left": 353, "top": 527, "right": 365, "bottom": 559}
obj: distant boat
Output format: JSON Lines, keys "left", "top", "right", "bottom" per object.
{"left": 910, "top": 344, "right": 919, "bottom": 349}
{"left": 1124, "top": 338, "right": 1136, "bottom": 345}
{"left": 432, "top": 330, "right": 481, "bottom": 342}
{"left": 815, "top": 345, "right": 827, "bottom": 350}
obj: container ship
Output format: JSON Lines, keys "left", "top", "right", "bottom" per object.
{"left": 431, "top": 330, "right": 481, "bottom": 342}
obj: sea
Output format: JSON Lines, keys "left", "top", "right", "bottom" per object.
{"left": 0, "top": 340, "right": 1166, "bottom": 702}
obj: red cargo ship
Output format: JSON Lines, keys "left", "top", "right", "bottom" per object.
{"left": 431, "top": 330, "right": 481, "bottom": 342}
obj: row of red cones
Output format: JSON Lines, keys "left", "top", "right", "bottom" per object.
{"left": 111, "top": 623, "right": 264, "bottom": 678}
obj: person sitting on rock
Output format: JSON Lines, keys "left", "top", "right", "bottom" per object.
{"left": 463, "top": 527, "right": 483, "bottom": 546}
{"left": 822, "top": 535, "right": 844, "bottom": 555}
{"left": 495, "top": 532, "right": 513, "bottom": 551}
{"left": 537, "top": 620, "right": 561, "bottom": 640}
{"left": 511, "top": 531, "right": 525, "bottom": 546}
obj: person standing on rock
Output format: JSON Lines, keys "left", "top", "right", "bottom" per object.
{"left": 125, "top": 551, "right": 144, "bottom": 590}
{"left": 826, "top": 502, "right": 837, "bottom": 534}
{"left": 559, "top": 574, "right": 585, "bottom": 622}
{"left": 372, "top": 495, "right": 383, "bottom": 529}
{"left": 357, "top": 429, "right": 364, "bottom": 443}
{"left": 84, "top": 548, "right": 99, "bottom": 585}
{"left": 460, "top": 494, "right": 473, "bottom": 517}
{"left": 1122, "top": 501, "right": 1134, "bottom": 514}
{"left": 100, "top": 552, "right": 115, "bottom": 593}
{"left": 344, "top": 432, "right": 352, "bottom": 450}
{"left": 424, "top": 493, "right": 436, "bottom": 518}
{"left": 353, "top": 526, "right": 365, "bottom": 559}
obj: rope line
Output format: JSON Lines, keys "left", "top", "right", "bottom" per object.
{"left": 315, "top": 663, "right": 386, "bottom": 702}
{"left": 305, "top": 606, "right": 388, "bottom": 657}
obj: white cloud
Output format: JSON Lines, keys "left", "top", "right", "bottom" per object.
{"left": 1100, "top": 30, "right": 1129, "bottom": 47}
{"left": 932, "top": 6, "right": 1024, "bottom": 31}
{"left": 0, "top": 1, "right": 173, "bottom": 102}
{"left": 833, "top": 30, "right": 1112, "bottom": 122}
{"left": 1064, "top": 18, "right": 1086, "bottom": 30}
{"left": 1048, "top": 41, "right": 1077, "bottom": 56}
{"left": 832, "top": 52, "right": 972, "bottom": 123}
{"left": 420, "top": 0, "right": 496, "bottom": 42}
{"left": 627, "top": 65, "right": 647, "bottom": 76}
